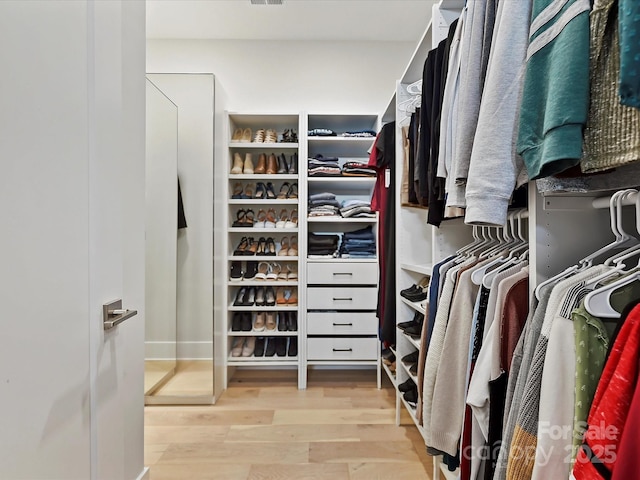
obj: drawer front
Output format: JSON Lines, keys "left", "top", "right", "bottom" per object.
{"left": 307, "top": 287, "right": 377, "bottom": 310}
{"left": 307, "top": 262, "right": 377, "bottom": 285}
{"left": 307, "top": 312, "right": 377, "bottom": 335}
{"left": 307, "top": 337, "right": 378, "bottom": 360}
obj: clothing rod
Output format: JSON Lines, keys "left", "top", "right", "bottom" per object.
{"left": 592, "top": 191, "right": 638, "bottom": 209}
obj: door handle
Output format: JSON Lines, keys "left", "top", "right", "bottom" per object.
{"left": 103, "top": 299, "right": 138, "bottom": 331}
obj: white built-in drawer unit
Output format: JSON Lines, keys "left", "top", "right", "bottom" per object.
{"left": 307, "top": 262, "right": 377, "bottom": 285}
{"left": 307, "top": 312, "right": 378, "bottom": 335}
{"left": 307, "top": 286, "right": 377, "bottom": 310}
{"left": 307, "top": 336, "right": 378, "bottom": 360}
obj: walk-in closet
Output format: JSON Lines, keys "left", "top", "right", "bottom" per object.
{"left": 4, "top": 0, "right": 640, "bottom": 479}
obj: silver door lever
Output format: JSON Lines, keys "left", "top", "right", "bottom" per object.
{"left": 103, "top": 299, "right": 138, "bottom": 331}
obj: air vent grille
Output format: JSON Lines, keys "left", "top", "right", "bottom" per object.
{"left": 250, "top": 0, "right": 284, "bottom": 5}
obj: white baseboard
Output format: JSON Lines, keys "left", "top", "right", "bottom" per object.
{"left": 136, "top": 466, "right": 150, "bottom": 480}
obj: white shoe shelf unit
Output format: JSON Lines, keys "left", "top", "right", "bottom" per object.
{"left": 224, "top": 113, "right": 304, "bottom": 388}
{"left": 304, "top": 114, "right": 381, "bottom": 389}
{"left": 381, "top": 1, "right": 469, "bottom": 479}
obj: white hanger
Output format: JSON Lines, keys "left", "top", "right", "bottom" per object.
{"left": 406, "top": 79, "right": 423, "bottom": 95}
{"left": 534, "top": 192, "right": 623, "bottom": 300}
{"left": 583, "top": 265, "right": 640, "bottom": 318}
{"left": 605, "top": 189, "right": 640, "bottom": 266}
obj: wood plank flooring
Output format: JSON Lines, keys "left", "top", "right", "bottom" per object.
{"left": 145, "top": 369, "right": 433, "bottom": 479}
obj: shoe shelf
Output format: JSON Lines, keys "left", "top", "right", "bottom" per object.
{"left": 229, "top": 227, "right": 299, "bottom": 234}
{"left": 228, "top": 255, "right": 299, "bottom": 261}
{"left": 228, "top": 142, "right": 299, "bottom": 149}
{"left": 398, "top": 328, "right": 421, "bottom": 350}
{"left": 229, "top": 174, "right": 299, "bottom": 180}
{"left": 400, "top": 296, "right": 427, "bottom": 315}
{"left": 227, "top": 358, "right": 299, "bottom": 366}
{"left": 400, "top": 263, "right": 434, "bottom": 276}
{"left": 229, "top": 199, "right": 299, "bottom": 205}
{"left": 400, "top": 361, "right": 419, "bottom": 385}
{"left": 228, "top": 305, "right": 299, "bottom": 311}
{"left": 399, "top": 394, "right": 421, "bottom": 428}
{"left": 229, "top": 280, "right": 297, "bottom": 287}
{"left": 382, "top": 361, "right": 397, "bottom": 387}
{"left": 228, "top": 330, "right": 298, "bottom": 337}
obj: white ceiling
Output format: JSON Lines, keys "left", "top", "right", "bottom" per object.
{"left": 146, "top": 0, "right": 436, "bottom": 42}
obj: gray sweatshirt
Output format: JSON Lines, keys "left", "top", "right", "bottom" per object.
{"left": 464, "top": 0, "right": 533, "bottom": 226}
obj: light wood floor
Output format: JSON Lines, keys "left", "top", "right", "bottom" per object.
{"left": 145, "top": 369, "right": 433, "bottom": 479}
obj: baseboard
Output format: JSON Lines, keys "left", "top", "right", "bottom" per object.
{"left": 136, "top": 466, "right": 150, "bottom": 480}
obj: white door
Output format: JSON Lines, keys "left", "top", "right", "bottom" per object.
{"left": 0, "top": 1, "right": 147, "bottom": 479}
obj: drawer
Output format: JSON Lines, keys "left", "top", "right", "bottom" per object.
{"left": 307, "top": 337, "right": 378, "bottom": 361}
{"left": 307, "top": 262, "right": 377, "bottom": 285}
{"left": 307, "top": 312, "right": 377, "bottom": 335}
{"left": 307, "top": 286, "right": 377, "bottom": 310}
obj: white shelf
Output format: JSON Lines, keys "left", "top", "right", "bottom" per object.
{"left": 307, "top": 257, "right": 377, "bottom": 263}
{"left": 229, "top": 227, "right": 299, "bottom": 233}
{"left": 308, "top": 137, "right": 375, "bottom": 143}
{"left": 400, "top": 296, "right": 427, "bottom": 315}
{"left": 307, "top": 217, "right": 377, "bottom": 223}
{"left": 306, "top": 360, "right": 378, "bottom": 366}
{"left": 227, "top": 255, "right": 299, "bottom": 261}
{"left": 308, "top": 176, "right": 375, "bottom": 184}
{"left": 228, "top": 142, "right": 299, "bottom": 149}
{"left": 382, "top": 362, "right": 397, "bottom": 387}
{"left": 400, "top": 361, "right": 419, "bottom": 385}
{"left": 228, "top": 331, "right": 298, "bottom": 337}
{"left": 398, "top": 329, "right": 422, "bottom": 350}
{"left": 228, "top": 280, "right": 298, "bottom": 286}
{"left": 401, "top": 263, "right": 433, "bottom": 276}
{"left": 227, "top": 358, "right": 299, "bottom": 366}
{"left": 228, "top": 199, "right": 299, "bottom": 205}
{"left": 229, "top": 174, "right": 299, "bottom": 180}
{"left": 399, "top": 394, "right": 422, "bottom": 431}
{"left": 229, "top": 305, "right": 299, "bottom": 311}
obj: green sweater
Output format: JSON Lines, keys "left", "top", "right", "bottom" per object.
{"left": 517, "top": 0, "right": 591, "bottom": 180}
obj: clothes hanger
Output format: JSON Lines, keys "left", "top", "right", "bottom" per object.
{"left": 471, "top": 213, "right": 514, "bottom": 285}
{"left": 604, "top": 189, "right": 640, "bottom": 266}
{"left": 481, "top": 210, "right": 529, "bottom": 288}
{"left": 457, "top": 225, "right": 482, "bottom": 256}
{"left": 534, "top": 192, "right": 623, "bottom": 300}
{"left": 583, "top": 264, "right": 640, "bottom": 318}
{"left": 406, "top": 79, "right": 423, "bottom": 95}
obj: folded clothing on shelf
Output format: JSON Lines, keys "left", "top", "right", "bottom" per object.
{"left": 339, "top": 130, "right": 376, "bottom": 138}
{"left": 339, "top": 226, "right": 376, "bottom": 258}
{"left": 308, "top": 233, "right": 340, "bottom": 257}
{"left": 308, "top": 155, "right": 341, "bottom": 177}
{"left": 308, "top": 128, "right": 336, "bottom": 136}
{"left": 340, "top": 199, "right": 375, "bottom": 218}
{"left": 341, "top": 161, "right": 376, "bottom": 177}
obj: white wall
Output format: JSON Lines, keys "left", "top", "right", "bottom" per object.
{"left": 146, "top": 39, "right": 414, "bottom": 114}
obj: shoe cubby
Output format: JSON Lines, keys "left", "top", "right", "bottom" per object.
{"left": 224, "top": 112, "right": 305, "bottom": 384}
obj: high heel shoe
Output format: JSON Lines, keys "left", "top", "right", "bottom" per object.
{"left": 277, "top": 153, "right": 288, "bottom": 174}
{"left": 278, "top": 237, "right": 289, "bottom": 256}
{"left": 276, "top": 209, "right": 289, "bottom": 228}
{"left": 288, "top": 153, "right": 298, "bottom": 174}
{"left": 231, "top": 128, "right": 243, "bottom": 142}
{"left": 254, "top": 312, "right": 266, "bottom": 332}
{"left": 243, "top": 153, "right": 254, "bottom": 174}
{"left": 288, "top": 236, "right": 298, "bottom": 256}
{"left": 264, "top": 129, "right": 277, "bottom": 143}
{"left": 255, "top": 209, "right": 267, "bottom": 228}
{"left": 244, "top": 183, "right": 255, "bottom": 199}
{"left": 244, "top": 209, "right": 255, "bottom": 226}
{"left": 277, "top": 182, "right": 290, "bottom": 199}
{"left": 231, "top": 153, "right": 243, "bottom": 174}
{"left": 285, "top": 209, "right": 297, "bottom": 228}
{"left": 231, "top": 182, "right": 244, "bottom": 199}
{"left": 255, "top": 286, "right": 266, "bottom": 306}
{"left": 265, "top": 182, "right": 277, "bottom": 199}
{"left": 265, "top": 237, "right": 277, "bottom": 256}
{"left": 246, "top": 237, "right": 258, "bottom": 256}
{"left": 232, "top": 209, "right": 248, "bottom": 227}
{"left": 276, "top": 287, "right": 287, "bottom": 305}
{"left": 233, "top": 237, "right": 250, "bottom": 255}
{"left": 265, "top": 287, "right": 276, "bottom": 307}
{"left": 256, "top": 237, "right": 267, "bottom": 256}
{"left": 287, "top": 183, "right": 298, "bottom": 199}
{"left": 265, "top": 311, "right": 277, "bottom": 330}
{"left": 266, "top": 154, "right": 278, "bottom": 174}
{"left": 287, "top": 289, "right": 298, "bottom": 306}
{"left": 233, "top": 286, "right": 248, "bottom": 306}
{"left": 231, "top": 337, "right": 245, "bottom": 357}
{"left": 242, "top": 336, "right": 256, "bottom": 357}
{"left": 255, "top": 262, "right": 270, "bottom": 280}
{"left": 254, "top": 182, "right": 266, "bottom": 200}
{"left": 254, "top": 153, "right": 267, "bottom": 174}
{"left": 269, "top": 262, "right": 282, "bottom": 281}
{"left": 264, "top": 209, "right": 277, "bottom": 228}
{"left": 253, "top": 129, "right": 265, "bottom": 143}
{"left": 240, "top": 128, "right": 252, "bottom": 143}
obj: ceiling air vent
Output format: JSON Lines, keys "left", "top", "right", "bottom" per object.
{"left": 250, "top": 0, "right": 284, "bottom": 5}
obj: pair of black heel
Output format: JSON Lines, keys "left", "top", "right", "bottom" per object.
{"left": 277, "top": 153, "right": 298, "bottom": 174}
{"left": 254, "top": 336, "right": 297, "bottom": 357}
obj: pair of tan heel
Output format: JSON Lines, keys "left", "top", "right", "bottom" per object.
{"left": 231, "top": 153, "right": 254, "bottom": 174}
{"left": 231, "top": 128, "right": 252, "bottom": 143}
